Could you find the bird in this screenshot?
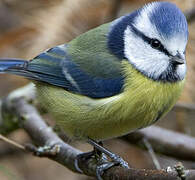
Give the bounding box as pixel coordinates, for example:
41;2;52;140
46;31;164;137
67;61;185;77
0;1;188;178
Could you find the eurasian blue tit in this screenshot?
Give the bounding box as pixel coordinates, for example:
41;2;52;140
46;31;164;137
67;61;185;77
0;1;188;176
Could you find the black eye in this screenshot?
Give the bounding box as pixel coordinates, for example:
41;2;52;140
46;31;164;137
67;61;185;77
150;39;161;49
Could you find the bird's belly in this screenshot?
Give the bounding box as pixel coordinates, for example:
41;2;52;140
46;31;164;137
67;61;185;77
35;78;184;140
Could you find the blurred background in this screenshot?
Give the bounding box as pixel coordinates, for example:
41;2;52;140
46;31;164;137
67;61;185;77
0;0;194;179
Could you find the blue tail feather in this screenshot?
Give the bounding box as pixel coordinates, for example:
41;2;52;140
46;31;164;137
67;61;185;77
0;59;26;72
0;58;69;87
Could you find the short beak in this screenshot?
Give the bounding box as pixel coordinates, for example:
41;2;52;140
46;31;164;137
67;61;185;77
170;52;185;65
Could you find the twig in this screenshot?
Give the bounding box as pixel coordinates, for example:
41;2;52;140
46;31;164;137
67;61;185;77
124;126;195;161
0;143;24;157
174;102;195;112
174;162;186;180
143;138;161;170
0;134;25;150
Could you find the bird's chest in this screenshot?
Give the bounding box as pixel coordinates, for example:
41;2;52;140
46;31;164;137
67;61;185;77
112;69;185;131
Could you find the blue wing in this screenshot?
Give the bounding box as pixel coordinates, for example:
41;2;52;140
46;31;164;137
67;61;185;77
0;44;124;98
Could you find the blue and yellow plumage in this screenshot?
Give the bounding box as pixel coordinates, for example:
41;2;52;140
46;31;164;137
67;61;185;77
0;1;188;175
36;61;184;140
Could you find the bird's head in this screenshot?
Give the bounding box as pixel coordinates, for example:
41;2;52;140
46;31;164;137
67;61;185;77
108;2;188;82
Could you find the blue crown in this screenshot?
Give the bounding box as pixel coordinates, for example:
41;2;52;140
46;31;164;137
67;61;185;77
150;2;188;39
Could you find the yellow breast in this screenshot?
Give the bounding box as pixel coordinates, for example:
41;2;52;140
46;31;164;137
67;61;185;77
35;61;185;140
110;61;185;132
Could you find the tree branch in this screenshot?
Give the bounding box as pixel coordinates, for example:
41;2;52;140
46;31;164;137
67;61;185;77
174;102;195;112
124;126;195;161
1;84;195;179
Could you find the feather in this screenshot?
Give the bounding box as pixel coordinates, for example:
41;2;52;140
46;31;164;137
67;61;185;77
0;42;124;98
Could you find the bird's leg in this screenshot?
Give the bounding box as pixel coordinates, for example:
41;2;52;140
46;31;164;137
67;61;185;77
75;138;129;180
87;138;129;180
88;138;129;169
74;141;108;174
75;141;114;180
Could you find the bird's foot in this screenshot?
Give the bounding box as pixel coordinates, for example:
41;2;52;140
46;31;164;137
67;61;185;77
75;139;129;180
108;153;129;169
75;150;115;180
74;151;95;173
87;138;129;169
96;161;116;180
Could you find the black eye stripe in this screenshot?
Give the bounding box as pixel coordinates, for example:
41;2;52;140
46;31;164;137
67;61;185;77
130;25;171;57
150;39;171;56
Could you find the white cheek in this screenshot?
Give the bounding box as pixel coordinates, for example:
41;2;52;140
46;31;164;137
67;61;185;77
124;27;169;79
177;64;186;79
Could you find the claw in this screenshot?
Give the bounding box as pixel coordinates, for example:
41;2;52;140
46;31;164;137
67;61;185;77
74;151;95;173
74;156;83;173
109;154;129;169
96;162;116;180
